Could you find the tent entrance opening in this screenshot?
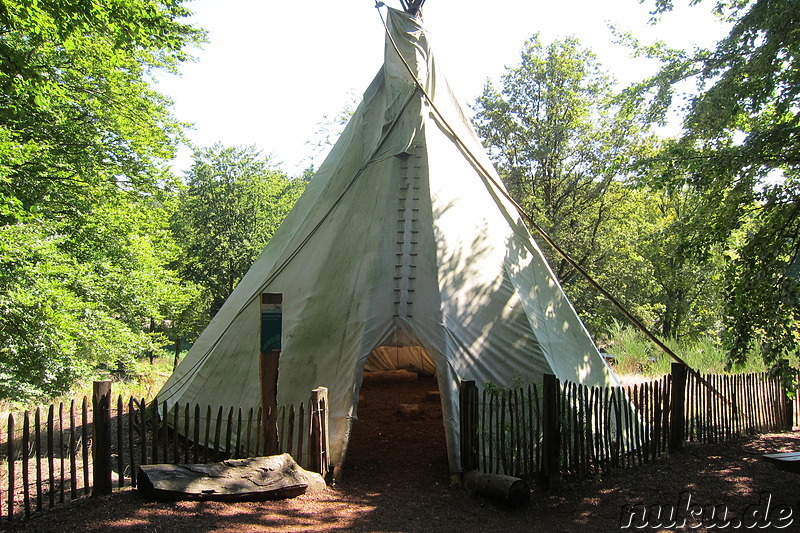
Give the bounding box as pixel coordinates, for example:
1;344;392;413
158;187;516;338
344;345;448;484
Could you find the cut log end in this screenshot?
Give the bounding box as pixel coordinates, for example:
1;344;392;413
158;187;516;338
463;470;531;506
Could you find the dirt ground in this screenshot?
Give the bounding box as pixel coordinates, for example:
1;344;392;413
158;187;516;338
5;373;800;532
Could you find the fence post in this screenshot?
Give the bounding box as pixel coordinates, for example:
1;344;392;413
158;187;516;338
541;373;560;489
309;387;329;481
92;380;112;496
459;380;478;474
777;359;794;431
669;363;687;453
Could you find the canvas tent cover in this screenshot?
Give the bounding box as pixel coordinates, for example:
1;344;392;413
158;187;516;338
158;7;620;475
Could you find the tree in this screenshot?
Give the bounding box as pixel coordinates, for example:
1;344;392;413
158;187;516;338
0;0;203;400
631;0;800;371
0;193;200;399
473;36;654;288
173;144;305;312
0;0;203;224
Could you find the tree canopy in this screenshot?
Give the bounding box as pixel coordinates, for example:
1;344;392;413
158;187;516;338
0;0;204;399
629;0;800;372
172;144;306;312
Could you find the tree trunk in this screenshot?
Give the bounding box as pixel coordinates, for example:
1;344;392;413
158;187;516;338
173;336;182;371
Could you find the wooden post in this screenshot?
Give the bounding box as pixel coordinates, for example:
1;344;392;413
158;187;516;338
92;381;112;496
460;380;478;473
779;359;794;431
8;413;15;520
541;374;560;489
669;363;687;453
259;350;280;455
309;387;329;479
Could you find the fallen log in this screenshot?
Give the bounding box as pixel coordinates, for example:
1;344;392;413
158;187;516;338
463;470;530;506
137;453;326;502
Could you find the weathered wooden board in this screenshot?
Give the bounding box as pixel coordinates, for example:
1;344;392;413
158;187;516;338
137;454;326;501
763;452;800;473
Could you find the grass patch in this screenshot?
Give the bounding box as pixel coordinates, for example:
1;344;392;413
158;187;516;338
1;349;185;414
600;323;768;377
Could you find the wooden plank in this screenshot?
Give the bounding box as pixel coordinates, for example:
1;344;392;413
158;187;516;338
541;374;560;489
499;391;507;475
118;396;125;488
246;408;254;459
81;397;89;495
139;399;147;469
286;405;295;463
193;405;200;464
59;403;65;503
35;407;42;512
8;413;15;521
69;400;77;499
93;381;112;496
225;407;234;459
161;401;169;464
129;397;137;488
487;391;494;474
309;388;329;478
254;407;262;458
669;364;687;452
296;403;305;467
213;406;223;462
236;408;243;459
687;373;695;443
481;388;488;473
278;406;286;454
625;386;635;468
575;383;583;471
204;406;212;464
763;452;800;473
528;385;536;477
184;403;190;465
47;405;55;508
592;386;601;473
602;386;610;472
518;388;527;479
653;381;662;457
23;411;30;517
172;402;179;463
612;388;622;468
641;383;650;464
151;401;159;465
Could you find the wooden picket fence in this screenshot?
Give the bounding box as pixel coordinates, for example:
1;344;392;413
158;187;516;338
0;384;329;523
460;365;797;487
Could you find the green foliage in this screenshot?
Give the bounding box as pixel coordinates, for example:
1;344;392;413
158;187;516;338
474;36;656;286
0;0;203;401
472;34;727;341
0;0;203;225
172;144;306;311
628;0;800;373
0;194;201;401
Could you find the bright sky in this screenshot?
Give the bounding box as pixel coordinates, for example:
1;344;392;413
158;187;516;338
153;0;731;177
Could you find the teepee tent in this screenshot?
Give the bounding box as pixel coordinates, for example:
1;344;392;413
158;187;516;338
157;5;620;478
